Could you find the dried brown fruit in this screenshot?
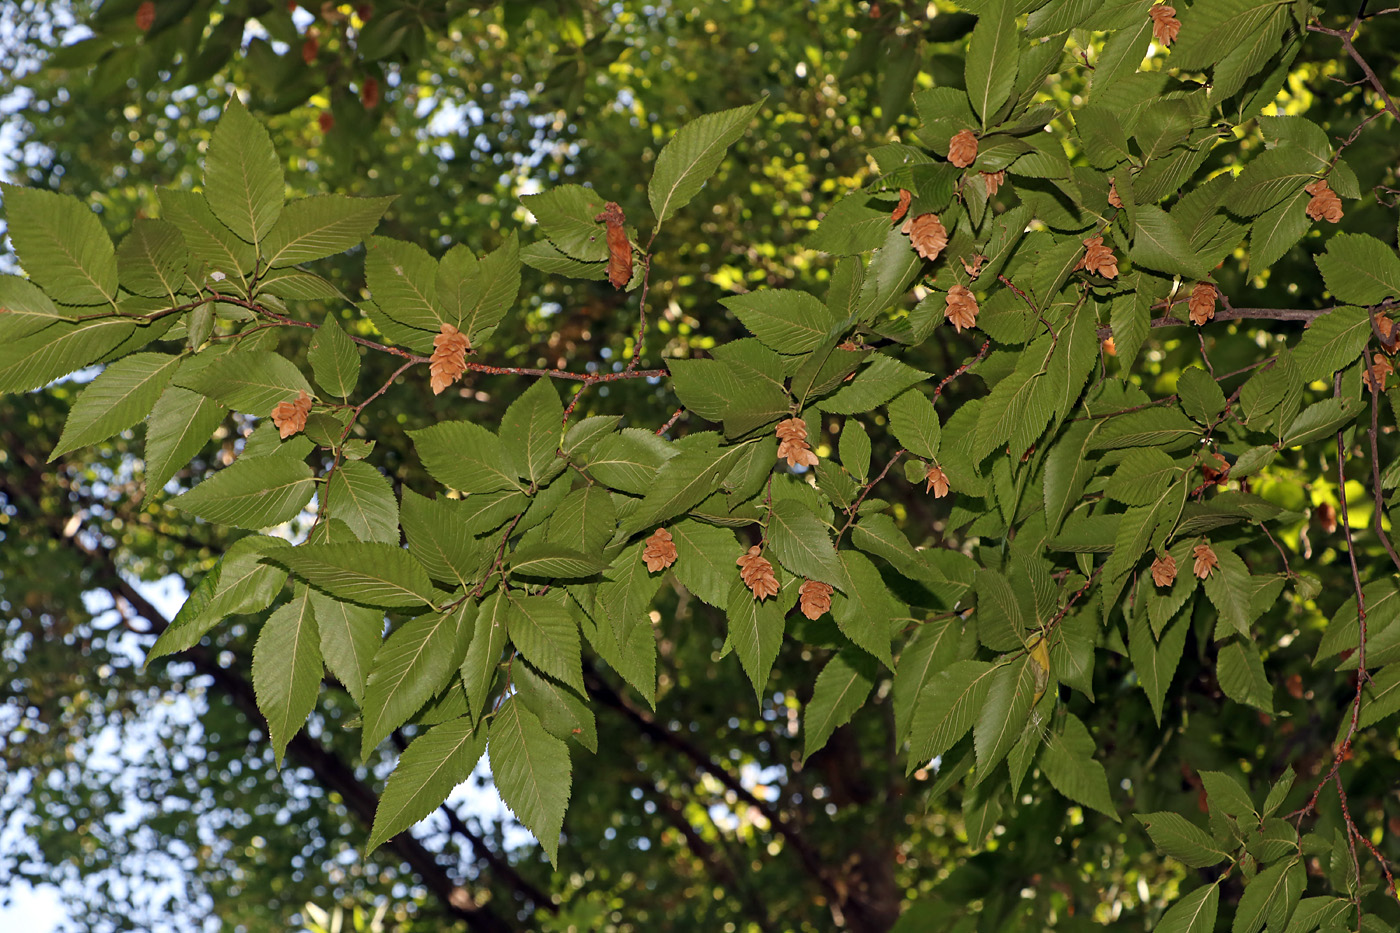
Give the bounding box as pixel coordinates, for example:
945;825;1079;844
776;417;819;469
1107;178;1123;209
891;188;912;224
430;323;471;395
642;528;678;573
361;76;380;109
593;201;632;289
924;464;950;498
945;285;979;333
136;1;156;31
1077;236;1119;279
271;390;313;440
1366;354;1393;392
1188;282;1217;326
737;546;780;601
981;170;1006;198
1316;501;1337;534
798;580;833;620
1101;336;1117;357
949;129;979;169
318;111;335;133
959;254;988;279
1150;553;1177;588
1192;543;1218;580
302;33;320;64
1305;179;1343;223
1374;311;1398;354
901;212;948;261
1149;3;1180;47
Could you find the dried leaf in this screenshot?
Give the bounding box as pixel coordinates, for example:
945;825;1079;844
1192;543;1218;580
1149;4;1180;47
1150;553;1177;588
737;546;779;601
949;130;979;169
430;323;471;395
1366;354;1393;392
594;201;632;289
798;579;833;620
1375;311;1398;355
925;464;950;498
271;390;313;440
981;171;1005;199
945;285;979;333
891;188;912;224
1077;236;1119;279
1108;178;1123;209
902;213;948;261
1188;283;1217;326
1305;179;1343;223
960;254;988;279
642;528;678;573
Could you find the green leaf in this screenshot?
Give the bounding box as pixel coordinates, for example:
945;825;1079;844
142;385;227;498
308;316;360;399
819;354;932;415
171;454;315;530
508;594;585;692
252;588;322;767
973;656;1038;779
1291;305;1372;384
157;188;254;283
669;520;740;608
271;542;439;609
488;696;571;866
965;0;1019;126
409;420;524;495
886;388;941;459
204;95;284;245
721;289;837;354
515;661;597;752
1248;186;1311;274
1177;366;1227;424
830;551;898;665
367;716;486;854
1075;104;1132;169
499;378;564;485
545;486;618;557
1218;637;1275;713
509;545;608;580
51;352;182;460
174;349;314;415
892;618;965;743
397;489;490;589
1155;883;1220;933
0;317;138;395
725;576;793;699
147;535;291;661
365;236;443;334
1040;712;1118;819
1201;769;1257;819
1357;663;1400;728
450;234;521;343
1137;811;1231;868
1227;148;1319;218
259;194;393;268
1172;0;1289;71
766;499;844;586
519;240;608;280
1131;205;1210;279
908;659;997;769
806;192;896;256
461;592;510;722
521;184;611;261
0;275;66;341
1202;548;1254;638
312;591;382;705
1128;610;1187;724
361;601;475;757
1232;859;1303;933
623;440;751;533
649;98;765;225
839;419;871;481
326;461;398;544
853;226;922;325
0;182;117;305
117;218;188;299
803;649;878;761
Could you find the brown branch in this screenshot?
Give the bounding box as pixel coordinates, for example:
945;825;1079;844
1308;20;1400;124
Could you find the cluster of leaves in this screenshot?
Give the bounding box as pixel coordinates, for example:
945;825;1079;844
7;0;1400;929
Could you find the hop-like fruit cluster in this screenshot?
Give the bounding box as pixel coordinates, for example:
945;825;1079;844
1077;236;1119;279
1149;4;1180;46
798;580;833;620
1192;543;1218;579
948;129;979;169
1188;283;1218;326
902;213;948;261
737;546;779;601
1150;553;1177;587
945;285;979;333
271;390;313;440
1305;179;1343;223
924;464;950;498
430;323;470;395
642;528;678;573
776;417;819;469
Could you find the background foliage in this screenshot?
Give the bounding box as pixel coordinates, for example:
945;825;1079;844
3;2;1400;932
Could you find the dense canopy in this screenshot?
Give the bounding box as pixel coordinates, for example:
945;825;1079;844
3;2;1400;932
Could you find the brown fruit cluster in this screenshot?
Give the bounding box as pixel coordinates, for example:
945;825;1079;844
1150;553;1177;588
1077;236;1119;279
1192;543;1218;579
737;546;779;601
981;170;1006;198
1366;354;1393;392
776;417;819;469
1304;179;1343;223
798;580;833;620
960;254;987;279
1149;4;1180;46
945;286;979;333
1188;282;1218;326
948;130;979;169
1107;178;1123;209
593;201;632;289
891;188;912;224
1374;311;1398;354
924;464;950;498
135;1;156;31
642;528;678;572
271;390;313;440
902;213;948;261
430;323;471;395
